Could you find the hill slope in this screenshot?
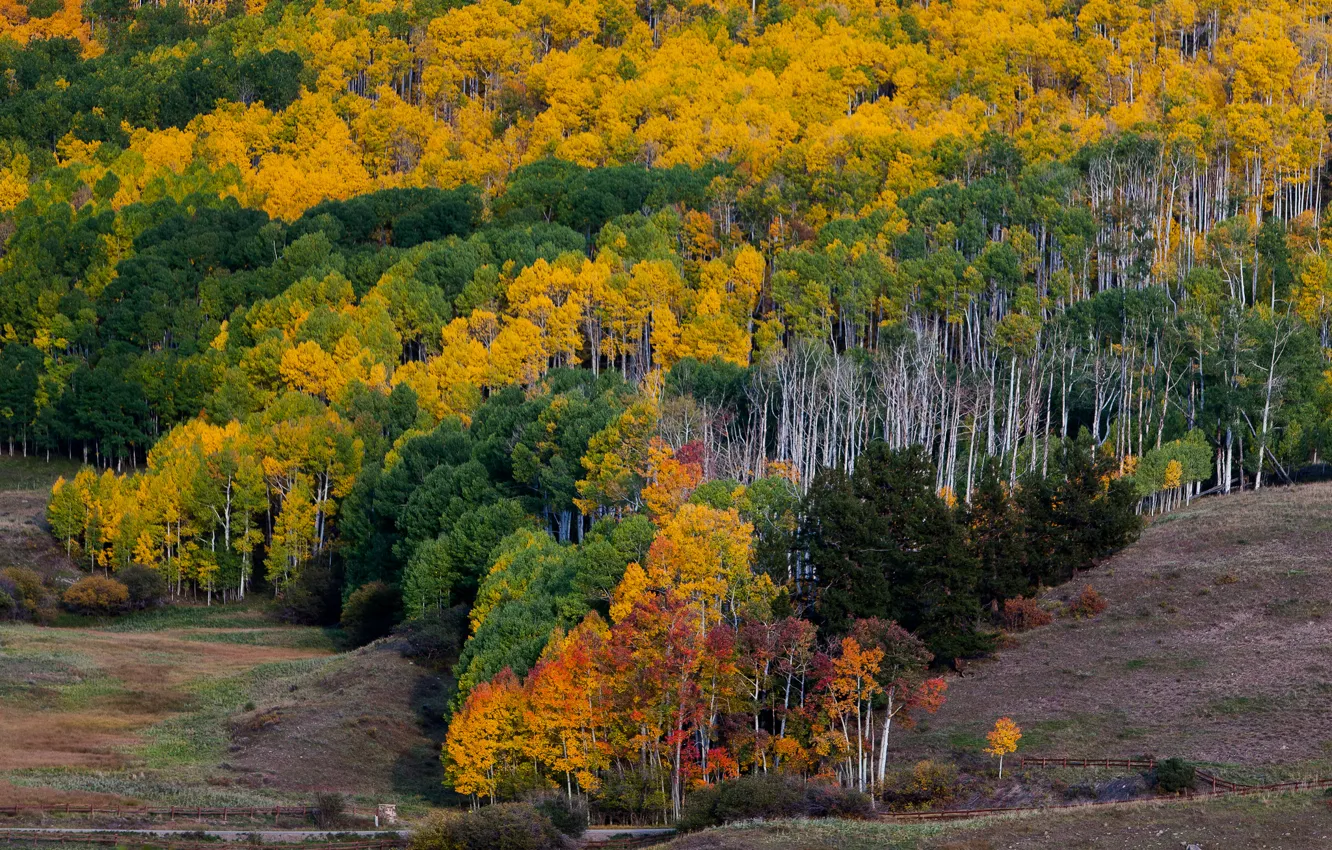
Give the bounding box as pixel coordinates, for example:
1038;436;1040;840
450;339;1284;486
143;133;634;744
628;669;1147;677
906;483;1332;774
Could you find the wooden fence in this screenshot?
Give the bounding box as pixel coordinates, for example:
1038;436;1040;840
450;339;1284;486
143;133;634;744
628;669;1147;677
1020;755;1332;794
876;755;1332;823
1018;756;1156;770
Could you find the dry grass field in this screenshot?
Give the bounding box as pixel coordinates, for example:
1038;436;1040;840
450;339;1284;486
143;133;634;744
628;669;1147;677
0;610;453;808
667;791;1332;850
902;482;1332;776
0;616;331;773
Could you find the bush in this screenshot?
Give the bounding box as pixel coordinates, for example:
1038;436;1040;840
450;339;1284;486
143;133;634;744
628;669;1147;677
679;774;804;831
409;804;566;850
1065;585;1108;619
315;792;346;828
678;774;870;832
341;581;403;646
803;782;872;819
1152;757;1195;794
118;565;167;609
0;566;55;622
391;605;469;668
529;793;587;838
881;760;959;809
1001;596;1054;632
62;575;130;615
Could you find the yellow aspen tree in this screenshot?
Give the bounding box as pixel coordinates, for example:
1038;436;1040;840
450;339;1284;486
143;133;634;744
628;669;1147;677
985;717;1022;778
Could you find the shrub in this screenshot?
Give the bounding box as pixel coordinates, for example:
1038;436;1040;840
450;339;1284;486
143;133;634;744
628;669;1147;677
1065;585;1108;619
678;774;870;832
341;581;403;646
409;804;566;850
118;565;167;609
1151;757;1195;794
0;566;55;622
315;792;346;828
803;782;872;819
679;774;804;831
391;605;469;669
881;760;959;809
1001;596;1054;632
62;575;130;615
529;793;587;838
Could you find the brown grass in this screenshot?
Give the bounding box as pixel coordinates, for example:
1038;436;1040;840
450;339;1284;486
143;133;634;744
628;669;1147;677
223;643;453;798
0;488;80;584
667;792;1332;850
0;624;329;771
920;791;1332;849
0;780;134;807
904;483;1332;770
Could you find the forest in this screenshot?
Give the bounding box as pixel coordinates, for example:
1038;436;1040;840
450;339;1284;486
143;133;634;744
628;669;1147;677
2;0;1331;823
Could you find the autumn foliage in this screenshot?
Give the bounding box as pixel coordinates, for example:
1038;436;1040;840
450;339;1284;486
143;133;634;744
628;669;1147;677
444;502;947;818
1001;597;1054;633
984;717;1022;779
62;575;130;615
1065;586;1109;620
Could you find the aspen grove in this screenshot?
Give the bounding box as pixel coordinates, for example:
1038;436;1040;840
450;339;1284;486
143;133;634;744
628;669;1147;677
3;0;1331;819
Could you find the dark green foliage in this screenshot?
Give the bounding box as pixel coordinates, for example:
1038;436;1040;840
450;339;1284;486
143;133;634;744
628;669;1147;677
118;564;167;609
23;0;61;18
451;529;597;694
800;442;989;659
966;460;1029;607
529;793;587;838
1151;758;1196;794
293;187;482;249
279;562;342;626
496;158;724;238
678;775;870;832
391;604;470;669
409;804;567;850
1018;431;1141;586
0;38;304;148
341;581;404;646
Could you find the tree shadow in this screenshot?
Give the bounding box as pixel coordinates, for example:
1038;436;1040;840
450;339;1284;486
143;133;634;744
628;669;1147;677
391;668;465;805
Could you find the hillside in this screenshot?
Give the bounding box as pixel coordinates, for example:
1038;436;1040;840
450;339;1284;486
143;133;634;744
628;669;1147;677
904;482;1332;775
0;457;82;585
0;611;454;809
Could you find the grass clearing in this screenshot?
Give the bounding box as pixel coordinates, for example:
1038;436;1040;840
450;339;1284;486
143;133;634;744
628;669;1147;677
0;456;82;492
0;615;332;776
